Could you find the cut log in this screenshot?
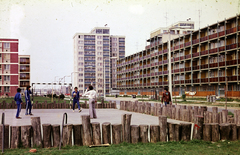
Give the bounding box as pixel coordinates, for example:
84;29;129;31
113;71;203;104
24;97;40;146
62;124;73;146
200;106;207;116
42;124;52;148
171;107;176;120
139;125;148;143
122;114;132;143
162;106;167;117
229;123;237;141
10;126;21;149
212;113;220;123
167;122;176;141
81;115;92;146
175;106;181;120
112;124;122;144
150;125;159;143
102;122;111;144
237;125;240;140
73;124;83;146
193;115;204;140
130;125;139;144
52;124;60;147
219;123;230;140
21;125;32;148
203;123;211;141
91;122;101;145
211;123;219;142
212;107;218;114
180;123;191;141
221;110;228;123
31;117;42;147
174;124;181;142
159;115;167;142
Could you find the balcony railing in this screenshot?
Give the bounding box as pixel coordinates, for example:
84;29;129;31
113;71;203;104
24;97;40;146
192;52;200;58
193;79;200;83
192;66;199;70
163;49;168;54
180;68;184;72
227;76;238;81
200;36;208;42
185;79;191;83
163;60;168;64
226;43;237;50
174;57;179;61
219;77;225;82
201;78;208;83
163;71;168;74
210;77;218;82
174;69;179;73
201;64;208;69
209;33;217;40
185;67;191;71
200;50;208;56
158;51;163;55
209;48;217;54
219;61;225;67
226;27;237;35
185;54;191;59
226;59;238;66
180;56;185;60
184;41;191;47
219;31;225;37
192;39;199;44
209;63;218;68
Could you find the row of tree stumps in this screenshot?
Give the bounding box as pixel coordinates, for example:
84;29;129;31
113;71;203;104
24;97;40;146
119;100;240;142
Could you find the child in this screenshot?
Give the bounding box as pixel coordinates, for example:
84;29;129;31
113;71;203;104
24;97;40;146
14;88;23;119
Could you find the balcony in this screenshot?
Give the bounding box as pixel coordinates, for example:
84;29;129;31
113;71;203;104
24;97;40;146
226;59;238;66
174;81;180;84
20;60;30;64
185;67;191;71
151;73;155;76
174;57;179;61
201;64;208;69
200;50;208;56
201;78;208;83
226;43;237;50
159;71;162;75
219;77;225;82
174;69;179;73
180;56;185;60
184;41;191;47
192;52;200;58
226;27;237;35
210;77;218;82
158;51;163;55
209;48;217;54
158;61;163;65
163;81;168;85
163;71;168;74
209;63;218;68
193;79;200;83
174;45;179;50
180;80;184;84
200;36;208;42
192;66;199;70
209;33;217;40
185;54;191;59
219;31;225;37
219;46;225;52
147;73;150;76
20;69;30;72
180;68;184;72
180;44;184;48
163;60;168;64
219;61;225;67
185;79;191;83
192;39;199;44
163;49;168;54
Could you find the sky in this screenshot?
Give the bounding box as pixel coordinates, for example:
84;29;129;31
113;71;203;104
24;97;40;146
0;0;238;86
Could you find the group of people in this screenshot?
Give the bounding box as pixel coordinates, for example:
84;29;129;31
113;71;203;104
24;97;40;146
14;86;33;119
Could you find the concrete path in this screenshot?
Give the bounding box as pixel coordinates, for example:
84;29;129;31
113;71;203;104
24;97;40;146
0;108;188;127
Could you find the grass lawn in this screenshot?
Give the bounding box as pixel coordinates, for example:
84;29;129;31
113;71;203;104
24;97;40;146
4;140;240;155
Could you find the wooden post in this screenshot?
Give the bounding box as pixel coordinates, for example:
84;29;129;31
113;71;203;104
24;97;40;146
162;106;167;117
150;125;159;143
112;124;122;144
21;125;32;148
182;109;190;122
167;122;176;141
158;107;162;116
212;113;220;124
175;105;181;120
219;123;230;140
102;122;111;144
200;106;207;116
159;115;167;142
52;124;60;147
91;122;101;145
193;106;199;116
42;124;52;148
222;110;228;123
73;124;83;146
212;107;218;113
130;125;139;144
193;115;204;140
81;115;92;146
120;101;124;110
237;125;240;140
180;123;191;141
171;107;176;120
211;123;219;142
10;126;21;149
229;123;237;141
31;117;42;147
203;123;212;141
139;125;148;143
62;124;73;146
174;124;181;142
122;114;132;143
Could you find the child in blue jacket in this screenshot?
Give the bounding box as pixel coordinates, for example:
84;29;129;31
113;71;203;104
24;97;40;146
14;88;23;119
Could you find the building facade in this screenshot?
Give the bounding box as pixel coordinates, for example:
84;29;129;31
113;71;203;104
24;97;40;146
19;55;30;92
73;27;125;95
0;39;19;97
117;15;240;98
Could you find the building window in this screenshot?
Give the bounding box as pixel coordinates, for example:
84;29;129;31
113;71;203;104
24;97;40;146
78;46;83;50
79;74;83;77
78;40;83;44
79;85;83;88
97;47;102;50
97;41;102;45
113;48;117;51
78;62;83;66
97;52;102;55
78;57;83;61
4;75;10;81
3;43;10;48
79;79;83;82
78;52;83;55
113;43;117;46
4;86;10;92
112;38;117;41
78;68;83;71
97;36;102;39
4;65;10;70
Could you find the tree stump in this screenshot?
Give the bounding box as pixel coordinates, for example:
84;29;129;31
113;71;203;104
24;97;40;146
204;111;209;123
73;124;83;146
167;106;172;118
150;125;159;143
159;115;167;142
31;117;42;147
200;106;207;116
91;122;101;145
175;106;181;120
62;124;73;146
203;123;212;141
52;124;60;147
139;125;148;143
211;123;219;142
219;123;230;140
21;125;32;148
180;123;191;141
158;107;162;116
174;124;181;142
112;124;122;144
193;115;204;140
162;106;167;117
229;123;237;141
10;126;21;149
130;125;139;144
120;101;124;110
182;109;190;122
42;124;52;148
122;114;132;143
237;125;240;140
221;110;228;123
193;106;199;116
212;113;220;123
167;122;176;141
171;107;176;120
81;115;92;146
212;107;218;114
236;110;240;125
102;122;111;144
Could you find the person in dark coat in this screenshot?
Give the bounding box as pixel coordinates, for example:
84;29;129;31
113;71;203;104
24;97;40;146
161;87;172;106
14;88;23;119
25;85;32;115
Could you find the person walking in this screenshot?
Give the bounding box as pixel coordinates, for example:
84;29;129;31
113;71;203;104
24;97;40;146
72;87;81;112
161;87;172;106
82;85;97;119
14;88;23;119
25;85;33;115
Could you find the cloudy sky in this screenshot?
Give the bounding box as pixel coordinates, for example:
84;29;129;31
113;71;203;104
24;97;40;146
0;0;238;85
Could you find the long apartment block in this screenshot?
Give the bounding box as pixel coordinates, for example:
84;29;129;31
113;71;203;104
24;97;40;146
19;55;30;92
73;27;125;95
117;15;240;98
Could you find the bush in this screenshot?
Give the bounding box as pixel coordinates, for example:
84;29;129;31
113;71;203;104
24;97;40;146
59;94;65;100
182;94;186;101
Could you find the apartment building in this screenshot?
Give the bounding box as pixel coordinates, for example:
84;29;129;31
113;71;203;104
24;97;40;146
19;55;30;92
117;15;240;98
73;27;125;95
0;39;19;97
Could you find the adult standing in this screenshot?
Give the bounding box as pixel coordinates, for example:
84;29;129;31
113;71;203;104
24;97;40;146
161;87;172;106
72;87;81;112
82;85;97;119
14;88;23;119
25;85;33;115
